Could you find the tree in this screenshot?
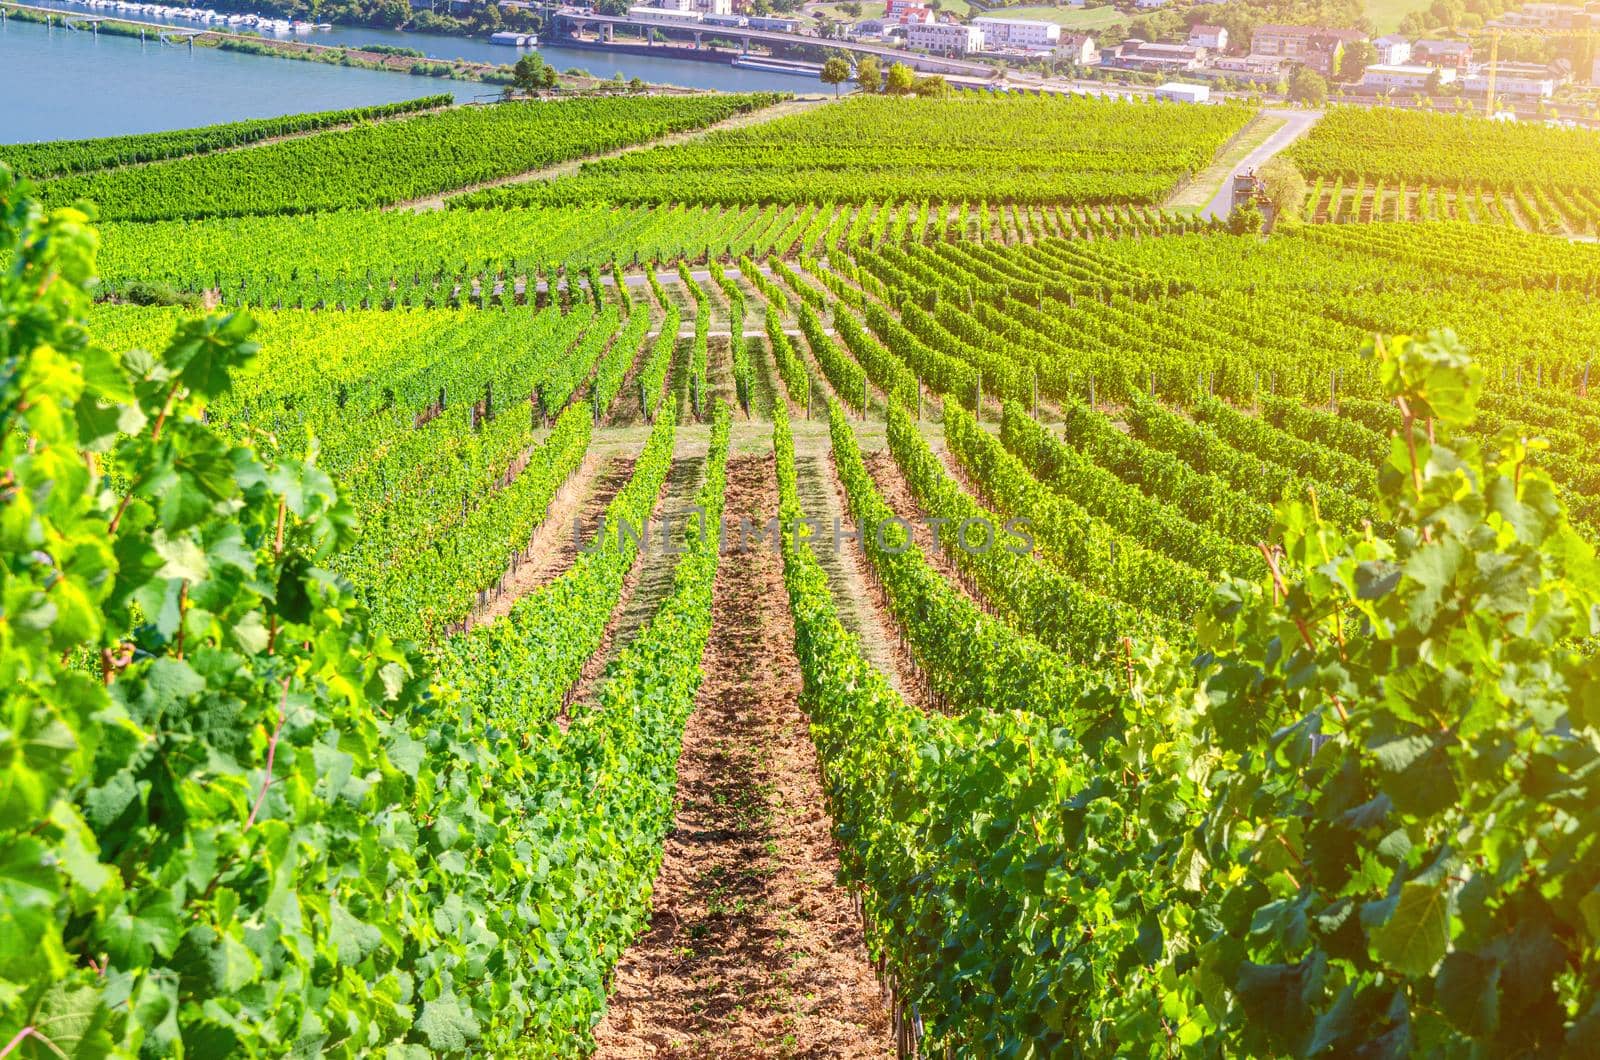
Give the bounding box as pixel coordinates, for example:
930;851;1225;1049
821;56;851;95
510;53;546;95
856;54;881;93
885;60;916;94
1257;156;1307;226
1288;65;1327;105
628;75;645;93
540;64;559;91
1425;67;1443;94
912;74;949;96
1338;39;1377;82
1226;200;1264;235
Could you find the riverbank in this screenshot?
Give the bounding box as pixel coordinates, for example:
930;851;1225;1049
1;1;709;93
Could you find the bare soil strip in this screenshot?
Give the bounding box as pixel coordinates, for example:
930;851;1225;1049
790;423;938;714
594;456;889;1059
466;453;636;630
861;449;993;618
603;330;656;429
578;454;708;693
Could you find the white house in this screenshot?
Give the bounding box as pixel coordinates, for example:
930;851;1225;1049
1156;81;1210;102
1134;0;1169;8
1464;64;1560;97
1214;54;1288;77
651;0;695;11
1187;24;1227;50
907;21;985;54
972;15;1061;50
1056;32;1097;65
1373;34;1411;64
692;0;731;14
1361;63;1455;91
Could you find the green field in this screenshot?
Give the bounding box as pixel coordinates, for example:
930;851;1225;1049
1362;0;1432;33
979;3;1125;28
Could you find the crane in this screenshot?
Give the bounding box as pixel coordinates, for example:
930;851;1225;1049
1478;24;1600;116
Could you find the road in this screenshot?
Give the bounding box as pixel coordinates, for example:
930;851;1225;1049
1202;108;1323;220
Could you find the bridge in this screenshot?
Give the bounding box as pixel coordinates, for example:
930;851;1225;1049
549;9;998;76
3;2;207;42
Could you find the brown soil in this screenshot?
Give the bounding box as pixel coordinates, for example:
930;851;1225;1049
465;454;635;630
593;455;889;1059
811;445;943;717
860;449;987;612
564;454;706;717
604;321;658;429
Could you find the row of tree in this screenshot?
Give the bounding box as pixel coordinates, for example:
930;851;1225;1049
818;56;948;97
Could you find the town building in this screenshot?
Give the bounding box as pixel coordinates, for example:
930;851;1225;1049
1056;32;1098;65
1491;2;1600;29
1213;53;1288;77
1104;38;1205;71
1250;24;1366;76
630;3;703;20
972;15;1061;50
1373;34;1411;65
1156;81;1211;102
1592;55;1600;85
1464;62;1565;97
907;21;985;54
1413;38;1473;71
1187;24;1227;50
1134;0;1169;8
692;0;732;14
1361;63;1455;91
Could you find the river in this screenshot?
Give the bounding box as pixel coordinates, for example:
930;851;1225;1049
1;1;814;143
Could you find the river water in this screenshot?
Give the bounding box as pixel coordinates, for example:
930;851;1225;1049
1;1;812;143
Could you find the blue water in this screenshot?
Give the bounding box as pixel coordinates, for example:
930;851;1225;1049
1;1;811;143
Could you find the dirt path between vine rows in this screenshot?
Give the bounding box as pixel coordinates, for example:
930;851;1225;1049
593;455;889;1059
464;453;635;630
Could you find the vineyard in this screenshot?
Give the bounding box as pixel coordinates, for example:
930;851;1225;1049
449;94;1258;208
9;92;1600;1059
1289;106;1600;236
35;94;783;220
